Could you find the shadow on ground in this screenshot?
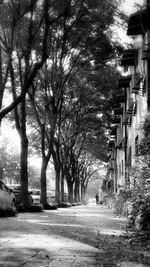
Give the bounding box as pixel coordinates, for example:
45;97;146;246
0;206;150;266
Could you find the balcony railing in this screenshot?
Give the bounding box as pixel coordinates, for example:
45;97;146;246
126;98;136;116
117;76;131;88
115;92;125;103
121;50;138;66
114;107;123;115
127;9;147;36
112;117;121;124
122;114;132;127
131;73;141;94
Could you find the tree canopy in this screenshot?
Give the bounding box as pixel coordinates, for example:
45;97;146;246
0;0;125;207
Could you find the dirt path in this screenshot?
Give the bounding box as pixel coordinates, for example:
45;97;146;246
0;202;150;266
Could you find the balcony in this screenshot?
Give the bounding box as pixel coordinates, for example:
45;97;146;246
112;117;121;124
127;116;132;126
122;114;129;125
126;98;136;115
110;126;117;136
116;141;123;150
127;9;147;36
121;50;137;66
114;107;123;116
108;140;115;151
115;92;125;103
118;76;131;88
108;167;114;171
108;161;114;171
131;73;141;94
109;140;115;147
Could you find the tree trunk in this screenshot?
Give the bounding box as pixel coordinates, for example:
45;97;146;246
74;177;80;202
0;46;3;110
20;98;30;206
81;186;84;203
40;156;48;206
52;143;61;204
67;180;74;203
61;169;65;202
55;165;61;203
78;180;81;202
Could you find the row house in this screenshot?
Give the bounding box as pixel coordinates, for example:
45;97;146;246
108;0;150;194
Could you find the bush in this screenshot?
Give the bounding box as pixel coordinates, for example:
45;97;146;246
0;207;17;217
44;203;58;210
103;193;116;209
128;193;150;231
58;202;72;208
16;204;43;212
114;187;132;217
113;180;150;232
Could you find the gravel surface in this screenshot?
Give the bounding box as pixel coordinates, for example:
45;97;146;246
0;201;150;266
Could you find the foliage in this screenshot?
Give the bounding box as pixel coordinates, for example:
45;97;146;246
112;116;150;233
113;186;132;217
28;164;41;188
101;179;108;193
16;204;43;213
76;66;120;162
0;134;20;182
103;193;116;209
113;157;150;232
0;207;16;217
0;0;126;206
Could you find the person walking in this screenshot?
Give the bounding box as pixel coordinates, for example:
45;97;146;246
95;193;99;204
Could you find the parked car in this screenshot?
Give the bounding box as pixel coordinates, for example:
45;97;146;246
47;190;55;203
28;189;41;205
6;184;33;205
0;180;16;211
47;190;68;203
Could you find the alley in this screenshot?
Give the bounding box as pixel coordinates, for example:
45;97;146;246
0;202;150;267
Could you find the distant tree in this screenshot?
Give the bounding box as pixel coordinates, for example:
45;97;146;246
0;135;20;183
28;164;41;189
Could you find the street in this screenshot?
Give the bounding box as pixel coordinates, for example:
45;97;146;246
0;201;150;267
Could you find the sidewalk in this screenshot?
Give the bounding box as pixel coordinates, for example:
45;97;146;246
0;204;150;266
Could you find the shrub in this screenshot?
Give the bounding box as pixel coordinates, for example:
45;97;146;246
128;191;150;231
114;186;132;217
0;207;16;217
16;204;43;212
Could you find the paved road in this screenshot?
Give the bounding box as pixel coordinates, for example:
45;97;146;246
0;202;150;267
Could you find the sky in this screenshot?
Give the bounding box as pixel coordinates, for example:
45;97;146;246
122;0;144;14
114;0;144;45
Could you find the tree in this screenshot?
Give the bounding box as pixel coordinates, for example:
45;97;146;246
18;0;124;205
0;0;70;207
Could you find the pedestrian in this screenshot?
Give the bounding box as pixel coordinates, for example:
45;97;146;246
95;193;99;204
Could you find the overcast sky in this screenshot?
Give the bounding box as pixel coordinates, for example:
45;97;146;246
115;0;144;45
122;0;144;14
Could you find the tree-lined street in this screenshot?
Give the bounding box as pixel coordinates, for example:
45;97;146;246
0;202;150;267
0;0;123;209
1;1;150;266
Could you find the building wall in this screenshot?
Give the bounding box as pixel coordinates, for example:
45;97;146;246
107;1;150;194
